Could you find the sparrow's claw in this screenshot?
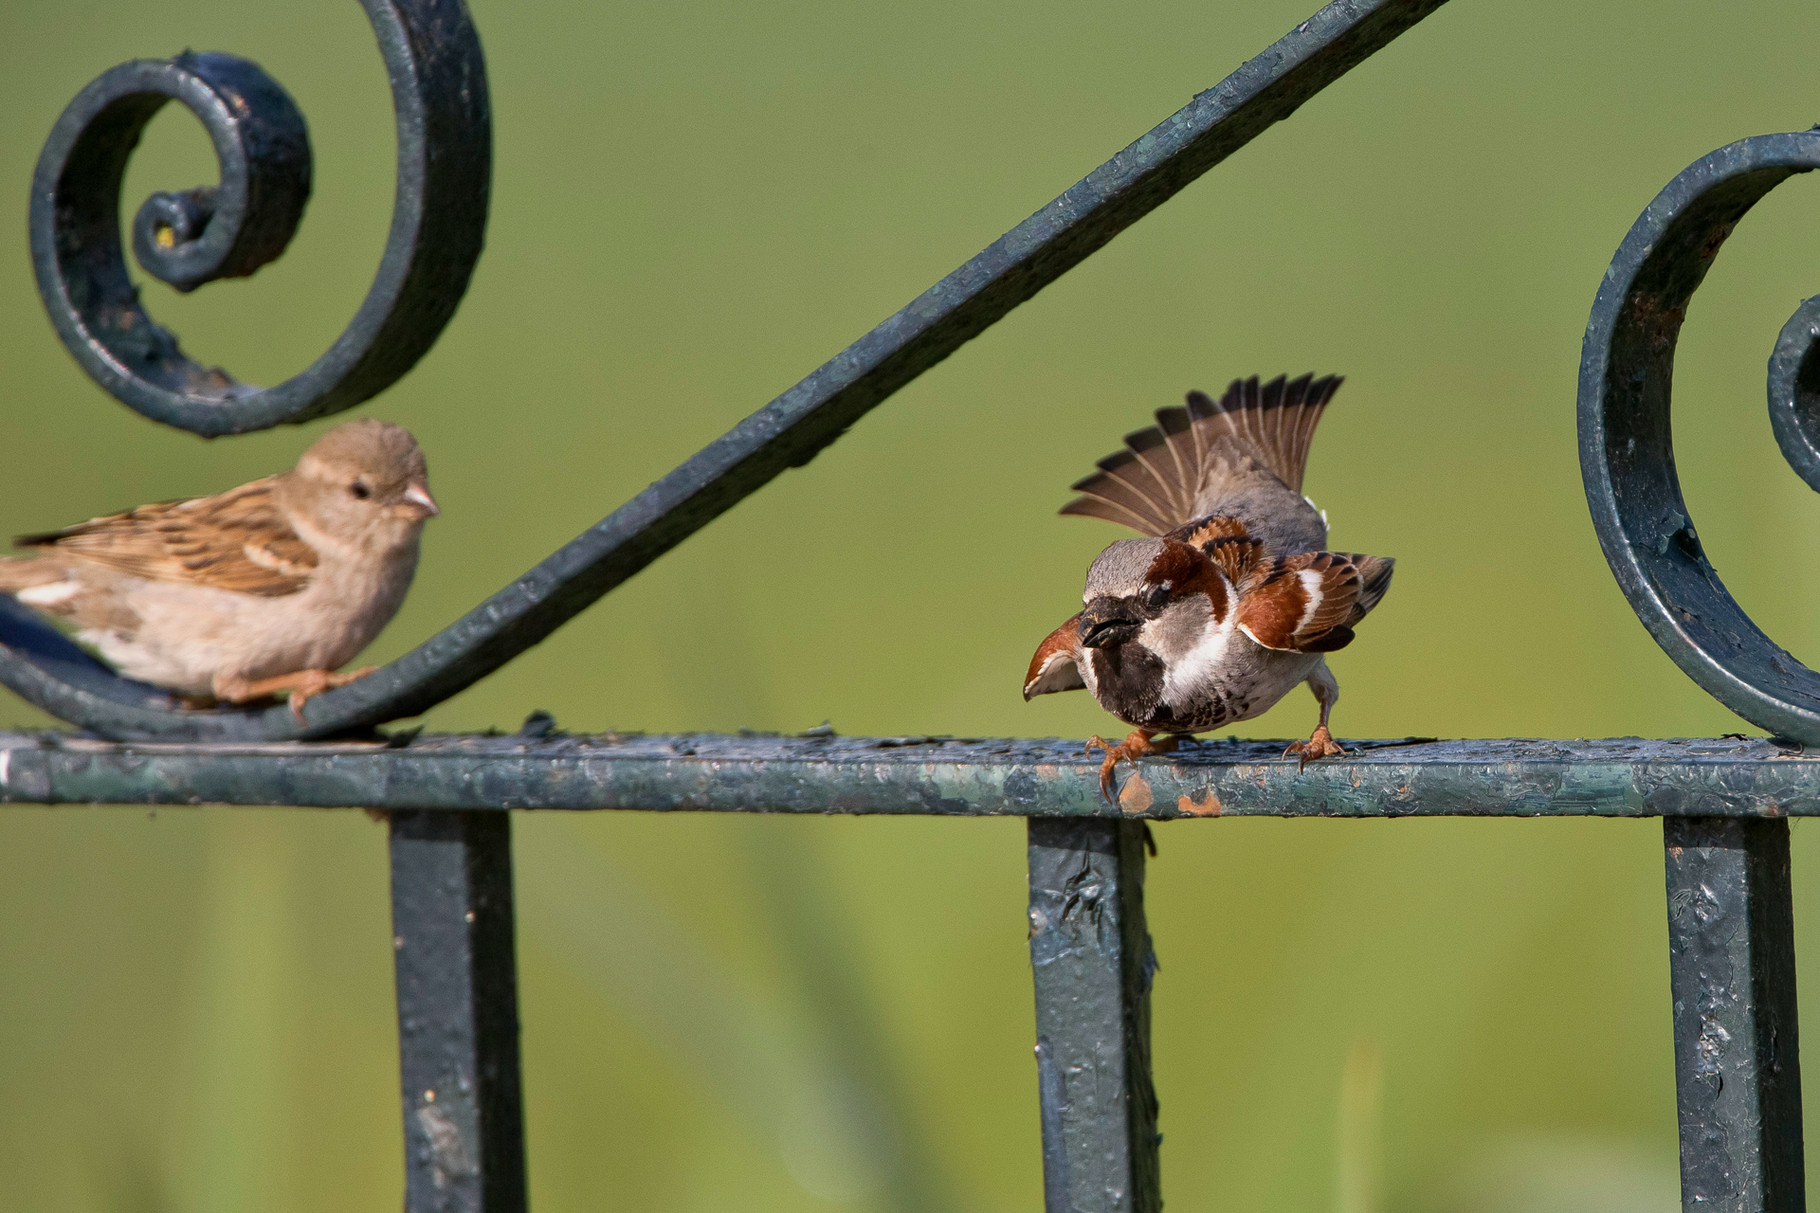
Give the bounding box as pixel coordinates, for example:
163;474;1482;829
285;665;379;720
1083;735;1118;802
1084;730;1172;805
1283;724;1348;770
213;665;380;720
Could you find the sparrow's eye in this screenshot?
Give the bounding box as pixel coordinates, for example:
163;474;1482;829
349;481;372;500
1145;582;1170;610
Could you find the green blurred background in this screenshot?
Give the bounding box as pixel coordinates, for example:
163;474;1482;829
2;0;1819;1208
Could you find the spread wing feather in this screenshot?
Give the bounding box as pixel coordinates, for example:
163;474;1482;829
15;478;317;597
1060;373;1343;535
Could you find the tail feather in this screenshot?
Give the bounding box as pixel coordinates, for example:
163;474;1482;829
1186;372;1341;494
1061;373;1343;535
1352;554;1394;620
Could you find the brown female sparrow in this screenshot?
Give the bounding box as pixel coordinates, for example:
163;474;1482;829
1024;374;1393;798
0;418;438;716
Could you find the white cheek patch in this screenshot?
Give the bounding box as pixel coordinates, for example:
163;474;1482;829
1138;607;1186;664
16;582;80;608
1160;615;1236;705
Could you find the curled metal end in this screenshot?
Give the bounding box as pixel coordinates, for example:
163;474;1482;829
1579;129;1820;744
124;52;310;293
1767;295;1820;494
29;51;309;419
27;0;489;439
0;0;491;742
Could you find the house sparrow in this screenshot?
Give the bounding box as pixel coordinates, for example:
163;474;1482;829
0;418;438;716
1024;374;1393;798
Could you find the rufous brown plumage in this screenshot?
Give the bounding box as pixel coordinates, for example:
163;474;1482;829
1024;373;1394;799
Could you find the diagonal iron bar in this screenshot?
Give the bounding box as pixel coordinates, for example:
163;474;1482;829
270;0;1452;740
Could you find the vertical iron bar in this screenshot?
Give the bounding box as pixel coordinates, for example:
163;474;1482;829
1664;816;1804;1213
389;810;528;1213
1026;818;1161;1213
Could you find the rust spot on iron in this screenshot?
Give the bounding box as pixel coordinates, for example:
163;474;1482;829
1118;771;1153;814
1177;790;1221;816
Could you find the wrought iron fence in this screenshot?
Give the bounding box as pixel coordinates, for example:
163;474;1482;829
1;0;1815;1209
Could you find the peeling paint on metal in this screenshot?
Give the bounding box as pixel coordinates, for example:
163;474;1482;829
1117;773;1154;815
1177;791;1221;816
416;1103;473;1187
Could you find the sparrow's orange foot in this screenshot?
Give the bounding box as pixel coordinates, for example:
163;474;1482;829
283;666;379;720
1283;724;1347;769
214;666;380;720
1084;730;1174;804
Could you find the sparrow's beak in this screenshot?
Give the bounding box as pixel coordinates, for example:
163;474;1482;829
1079;596;1142;649
400;482;440;519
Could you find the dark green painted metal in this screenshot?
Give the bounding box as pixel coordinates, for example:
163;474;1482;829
0;0;1451;745
1580;131;1820;744
390;811;527;1213
2;732;1815;818
26;0;489;435
1028;819;1160;1213
6;0;1814;1202
1664;818;1805;1212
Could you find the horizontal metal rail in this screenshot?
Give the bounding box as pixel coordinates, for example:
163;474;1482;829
0;731;1810;818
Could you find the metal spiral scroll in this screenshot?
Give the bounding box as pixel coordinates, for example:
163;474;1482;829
30;0;488;435
1580;130;1820;744
0;0;489;740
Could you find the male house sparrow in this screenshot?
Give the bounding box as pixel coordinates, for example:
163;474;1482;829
0;418;438;715
1024;374;1393;796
